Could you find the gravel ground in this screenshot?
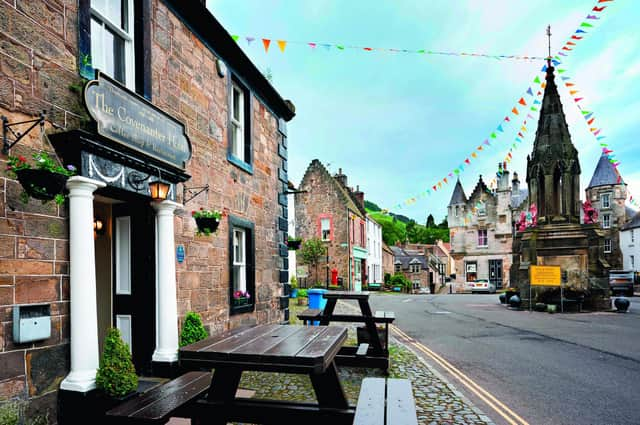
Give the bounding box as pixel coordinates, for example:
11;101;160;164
232;298;494;425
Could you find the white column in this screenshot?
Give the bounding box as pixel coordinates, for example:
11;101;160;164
60;176;106;392
152;200;181;363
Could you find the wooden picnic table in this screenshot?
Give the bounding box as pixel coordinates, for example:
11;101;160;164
178;324;355;425
299;291;394;372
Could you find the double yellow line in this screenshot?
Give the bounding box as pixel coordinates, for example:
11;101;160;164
391;325;529;425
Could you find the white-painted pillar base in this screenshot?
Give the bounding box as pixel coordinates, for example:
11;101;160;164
151;200;181;363
60;176;106;392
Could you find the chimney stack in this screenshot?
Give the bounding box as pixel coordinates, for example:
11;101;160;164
334;167;348;187
353;184;365;209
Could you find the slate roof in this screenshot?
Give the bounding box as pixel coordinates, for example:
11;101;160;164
510;188;529;209
390;246;427;270
448;179;467;206
621;211;640;231
587;153;623;189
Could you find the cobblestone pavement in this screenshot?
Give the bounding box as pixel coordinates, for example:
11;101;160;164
233;299;494;425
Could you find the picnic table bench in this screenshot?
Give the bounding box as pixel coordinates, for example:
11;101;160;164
298;291;395;372
106;371;211;424
353;377;418;425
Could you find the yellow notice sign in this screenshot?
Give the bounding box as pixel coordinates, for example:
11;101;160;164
530;265;561;286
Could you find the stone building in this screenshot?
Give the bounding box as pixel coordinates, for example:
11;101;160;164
366;216;383;285
584;153;630;269
511;60;609;310
447;163;528;290
382;242;394;279
620;212;640;272
391;243;447;292
0;1;294;421
295;162;368;290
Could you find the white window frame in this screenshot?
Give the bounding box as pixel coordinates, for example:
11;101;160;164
602;214;611;229
630;255;635;269
230;82;245;160
601;193;611;209
321;218;331;241
90;0;135;89
604;238;612;253
233;228;246;292
410;264;420;273
477;229;488;247
394;263;401;273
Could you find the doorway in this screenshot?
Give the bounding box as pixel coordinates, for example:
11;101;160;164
489;259;503;289
95;197;156;375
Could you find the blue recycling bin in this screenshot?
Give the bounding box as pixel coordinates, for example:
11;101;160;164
307;289;327;325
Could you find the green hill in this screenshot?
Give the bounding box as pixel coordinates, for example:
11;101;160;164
367;209;449;246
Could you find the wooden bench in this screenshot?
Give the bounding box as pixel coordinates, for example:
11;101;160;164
106;371;211;424
297;308;323;325
353;378;418;425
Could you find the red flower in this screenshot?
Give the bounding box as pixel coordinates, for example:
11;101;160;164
191;211;196;216
18;156;26;162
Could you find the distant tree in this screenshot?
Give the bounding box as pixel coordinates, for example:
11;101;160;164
426;214;436;228
299;238;327;283
438;217;448;229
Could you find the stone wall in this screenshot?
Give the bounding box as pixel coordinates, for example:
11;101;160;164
151;0;284;332
585;183;627;269
0;1;81;420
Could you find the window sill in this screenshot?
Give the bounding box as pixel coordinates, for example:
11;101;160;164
227;153;254;174
230;303;255;315
477;245;488;249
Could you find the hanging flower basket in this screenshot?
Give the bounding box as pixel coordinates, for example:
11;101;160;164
287;238;302;250
7;152;76;205
16;169;68;201
192;208;222;236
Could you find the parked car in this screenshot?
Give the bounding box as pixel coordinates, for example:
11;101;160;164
470;279;496;294
609;270;634;297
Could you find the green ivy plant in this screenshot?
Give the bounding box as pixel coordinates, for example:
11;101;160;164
179;311;208;347
96;328;138;398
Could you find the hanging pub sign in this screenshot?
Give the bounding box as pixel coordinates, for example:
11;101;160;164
84;71;192;169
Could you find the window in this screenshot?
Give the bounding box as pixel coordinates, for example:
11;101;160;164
631;255;635;269
477;229;488;247
410;264;420;273
228;78;252;171
455;206;459;217
90;0;135;88
602;214;611;229
394;263;401;273
321;218;331;241
360;222;365;246
229;216;255;314
465;262;477;282
601;193;611;209
604;238;612;253
632;230;635;244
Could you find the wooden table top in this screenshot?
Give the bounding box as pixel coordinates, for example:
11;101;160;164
179;324;347;372
323;291;370;299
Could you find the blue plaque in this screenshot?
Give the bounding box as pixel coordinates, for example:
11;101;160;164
176;245;185;263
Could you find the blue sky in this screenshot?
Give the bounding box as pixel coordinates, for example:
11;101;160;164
207;0;640;223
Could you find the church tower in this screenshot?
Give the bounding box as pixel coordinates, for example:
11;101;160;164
526;60;581;222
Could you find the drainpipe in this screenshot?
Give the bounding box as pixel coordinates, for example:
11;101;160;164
347;207;351;290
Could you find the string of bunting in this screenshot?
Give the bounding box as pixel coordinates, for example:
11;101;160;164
230;34;545;60
381;0;614;214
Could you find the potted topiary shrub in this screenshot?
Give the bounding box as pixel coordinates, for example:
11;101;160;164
179;311;209;347
297;288;308;305
95;328;138;415
290;276;298;298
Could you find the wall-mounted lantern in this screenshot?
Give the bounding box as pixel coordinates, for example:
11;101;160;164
149;180;170;201
93;217;105;235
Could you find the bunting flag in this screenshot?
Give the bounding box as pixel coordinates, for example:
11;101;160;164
277;40;287;52
527;87;534;96
518;98;527;106
262;38;271;52
246;36;255;45
512;107;519;115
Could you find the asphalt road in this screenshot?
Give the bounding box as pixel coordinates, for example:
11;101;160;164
368;293;640;425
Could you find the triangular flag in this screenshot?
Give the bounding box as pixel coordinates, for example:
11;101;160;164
581;110;592;115
558;69;566;73
417;49;426;54
465;159;471;164
534;99;541;105
552;60;561;66
527;113;534;119
308;42;317;49
516;138;523;142
587;14;600;20
541;64;548;72
541;82;547;89
432;185;437;191
534;76;541;84
363;47;373;51
521;126;527;132
576;29;587;33
519;98;527;106
512;107;519;115
246;36;255;45
590;127;597;132
321;44;331;51
594;129;602;136
570;90;579;95
527;87;534;96
518;132;524;138
477;146;483;151
580;22;594;28
483;140;490;146
574;97;583;102
566;41;576;46
471;152;477;158
443;177;448;184
537;90;542;95
504;116;511;122
454;169;460;174
497;125;504;132
562;47;572;51
231;35;240;42
597;136;606;141
262;39;271;52
491;132;497;139
561;76;570;81
336;45;345;50
530;107;538;112
277;40;287;53
584;112;593;119
565;82;575;87
587;118;595;125
558;52;568;56
438;181;442;188
571;35;583;40
593;6;607;11
448;173;454;177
